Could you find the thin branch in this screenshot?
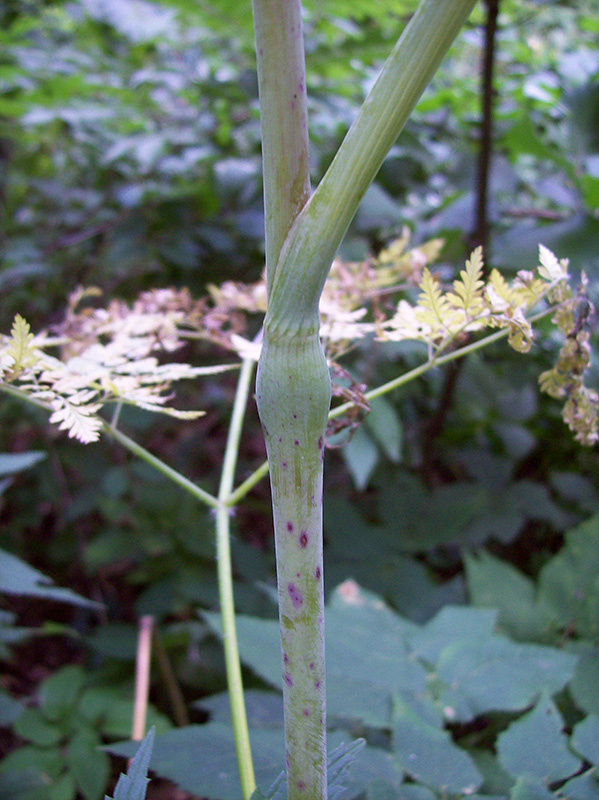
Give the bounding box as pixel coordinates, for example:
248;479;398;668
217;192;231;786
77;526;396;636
216;355;257;800
132;615;154;742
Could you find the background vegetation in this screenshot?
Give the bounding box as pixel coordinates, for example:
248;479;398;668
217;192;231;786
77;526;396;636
1;1;598;799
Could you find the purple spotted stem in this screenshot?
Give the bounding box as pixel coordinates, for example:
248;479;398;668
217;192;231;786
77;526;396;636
252;1;477;798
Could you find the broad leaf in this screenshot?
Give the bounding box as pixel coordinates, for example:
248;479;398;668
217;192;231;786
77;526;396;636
0;549;101;609
436;638;577;722
392;699;482;794
497;694;581;784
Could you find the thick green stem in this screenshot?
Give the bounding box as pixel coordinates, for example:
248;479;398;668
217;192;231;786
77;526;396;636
252;0;311;292
252;3;329;798
267;0;478;334
256;333;330;800
252;2;476;798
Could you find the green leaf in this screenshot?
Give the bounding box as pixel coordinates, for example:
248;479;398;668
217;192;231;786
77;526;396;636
14;708;62;747
0;451;46;477
571;715;599;765
436;638;577;722
464;551;554;641
208;586;425;728
560;770;599;800
365;397;402;463
66;727;110;800
0;768;47;800
497;694;582;784
0;549;101;610
48;772;77;800
107;723;284;800
568;642;599;715
409;605;497;664
537;513;599;639
0;689;24;727
509;778;555;800
106;727;155;800
392;698;482;794
39;665;87;723
342;425;380;490
0;744;65;782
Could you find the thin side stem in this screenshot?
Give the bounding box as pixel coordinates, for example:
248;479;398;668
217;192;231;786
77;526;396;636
232;306;557;504
102;422;219;510
153;629;189;727
132;615;154;741
217;356;257;800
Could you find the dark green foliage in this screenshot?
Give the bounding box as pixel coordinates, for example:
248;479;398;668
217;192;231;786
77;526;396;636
1;1;599;798
0;666;170;800
110;586;593;799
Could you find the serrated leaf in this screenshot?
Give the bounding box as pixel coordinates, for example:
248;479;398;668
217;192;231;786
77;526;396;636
5;314;39;375
106;727;155;800
49;397;103;443
464;551;555;641
538;244;568;283
392;700;482;794
436;637;577;721
447;246;485;315
537;513;599;639
497;694;581;784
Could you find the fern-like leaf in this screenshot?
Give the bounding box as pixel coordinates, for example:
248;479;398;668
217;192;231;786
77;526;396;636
49;396;103;443
447;246;485;317
4;315;39;378
538;244;569;283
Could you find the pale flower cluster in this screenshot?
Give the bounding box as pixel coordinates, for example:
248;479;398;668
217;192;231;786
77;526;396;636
0;239;595;445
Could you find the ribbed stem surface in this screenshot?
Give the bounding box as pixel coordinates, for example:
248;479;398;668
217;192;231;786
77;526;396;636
256;331;330;800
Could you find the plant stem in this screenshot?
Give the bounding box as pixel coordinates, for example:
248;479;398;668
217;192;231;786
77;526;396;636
252;3;329;798
252;0;311;293
266;0;478;335
102;422;219;510
216;355;258;800
132;615;154;741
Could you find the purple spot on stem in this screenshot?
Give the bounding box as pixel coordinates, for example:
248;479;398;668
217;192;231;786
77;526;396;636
278;437;283;443
315;566;321;580
299;531;308;548
294;440;300;446
318;436;323;449
287;521;294;532
303;708;310;717
297;781;306;792
315;680;321;689
281;460;288;469
283;652;289;665
284;672;294;687
309;662;315;670
293;414;297;419
288;582;303;609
